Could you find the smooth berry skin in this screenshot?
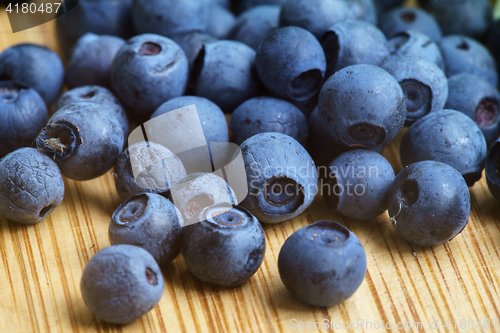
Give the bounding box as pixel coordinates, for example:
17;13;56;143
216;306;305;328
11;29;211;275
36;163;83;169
348;0;377;25
445;74;500;145
132;0;208;38
182;204;266;287
113;141;187;201
0;148;64;225
278;221;367;307
240;133;318;224
323;150;395;220
150;96;229;145
322;20;389;79
383;56;448;126
229;5;281;50
208;0;230;8
66;33;125;90
192;41;260;112
230;96;308;146
387;161;471;247
0;81;48;157
80;245;164;325
318;64;406;150
55;85;129;137
439;35;498;87
111;34;189;119
238;0;286;14
485;139;500;202
379;7;442;43
109;193;184;267
56;0;134;57
424;0;493;39
206;5;236;40
279;0;355;40
35;103;124;181
400;110;487;187
256;26;326;103
0;44;64;106
387;30;445;71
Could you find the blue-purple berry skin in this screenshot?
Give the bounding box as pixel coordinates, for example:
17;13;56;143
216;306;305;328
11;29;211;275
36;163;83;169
0;148;64;225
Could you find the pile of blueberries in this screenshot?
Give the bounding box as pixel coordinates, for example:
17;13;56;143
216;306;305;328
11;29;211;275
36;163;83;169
1;0;500;324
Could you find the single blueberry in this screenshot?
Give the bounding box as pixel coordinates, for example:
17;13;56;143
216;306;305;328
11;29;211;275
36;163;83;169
182;203;266;287
230;96;308;146
113;141;187;201
387;161;471;246
191;40;260;112
229;5;281;50
66;33;125;90
400;109;487;186
445;74;500;145
240;133;318;224
322;20;389;79
379;7;442;43
206;4;236;40
109;193;184;267
383;55;448;126
35;103;124;181
318;64;406;150
322;150;395;220
438;35;498;87
0;148;64;224
256;26;326;103
278;220;367;307
0;81;48;157
485;139;500;202
0;44;64;105
80;244;164;324
55;85;129;137
111;34;189;119
279;0;356;40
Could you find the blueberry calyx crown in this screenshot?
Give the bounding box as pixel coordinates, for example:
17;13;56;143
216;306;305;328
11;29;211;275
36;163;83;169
344;122;386;147
305;221;350;247
212;210;245;227
35;121;82;162
138;42;162;56
476;98;499;127
145;267;158;285
0;85;20;103
119;198;147;224
400;79;432;120
264;177;300;206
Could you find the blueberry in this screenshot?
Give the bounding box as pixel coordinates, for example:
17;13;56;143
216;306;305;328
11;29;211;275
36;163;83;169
170;32;217;72
132;0;208;37
438;35;498;87
182;203;266;287
347;0;378;25
379;7;442;42
113;141;187;201
35;103;124;181
424;0;493;39
230;96;308;146
55;85;129;137
0;81;48;157
80;244;164;324
237;0;286;14
383;56;448;126
229;5;281;50
387;30;445;71
240;133;318;224
400;109;487;186
109;193;184;266
322;20;389;79
0;44;64;105
256;26;326;103
485;139;500;201
111;34;189;119
66;33;125;90
191;40;260;112
0;148;64;224
206;5;236;39
387;161;470;246
279;0;355;40
56;0;134;57
278;220;367;307
318;64;406;150
169;173;238;223
150;96;229;145
322;150;395;220
445;74;500;145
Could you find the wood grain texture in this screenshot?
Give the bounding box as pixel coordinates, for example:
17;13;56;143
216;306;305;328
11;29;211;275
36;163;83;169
1;1;500;332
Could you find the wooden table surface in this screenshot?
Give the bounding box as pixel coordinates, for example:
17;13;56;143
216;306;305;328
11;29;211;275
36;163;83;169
1;1;500;332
